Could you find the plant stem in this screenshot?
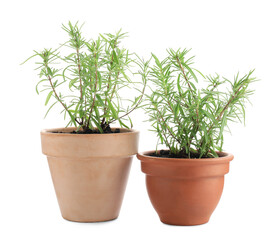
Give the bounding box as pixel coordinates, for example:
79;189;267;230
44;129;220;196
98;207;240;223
109;78;146;123
76;48;83;101
155;114;172;151
76;47;84;124
200;83;244;149
109;72;120;101
101;53;115;125
176;57;194;94
44;63;71;118
186;83;219;151
86;59;98;128
153;104;181;144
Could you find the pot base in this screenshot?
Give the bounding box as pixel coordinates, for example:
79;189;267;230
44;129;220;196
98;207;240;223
62;216;118;223
160;217;209;226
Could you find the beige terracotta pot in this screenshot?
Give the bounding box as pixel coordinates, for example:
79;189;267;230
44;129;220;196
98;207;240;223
137;150;233;226
41;127;139;222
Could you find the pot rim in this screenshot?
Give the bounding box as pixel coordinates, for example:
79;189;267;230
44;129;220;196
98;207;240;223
137;150;234;164
41;127;139;137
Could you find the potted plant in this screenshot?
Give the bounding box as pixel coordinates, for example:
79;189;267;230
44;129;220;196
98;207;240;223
23;22;148;222
137;48;256;225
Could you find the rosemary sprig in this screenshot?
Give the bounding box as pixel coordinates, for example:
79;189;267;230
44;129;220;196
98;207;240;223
22;22;146;133
143;48;256;158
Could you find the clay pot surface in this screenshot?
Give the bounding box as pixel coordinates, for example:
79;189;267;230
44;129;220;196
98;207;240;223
137;150;233;226
41;127;139;222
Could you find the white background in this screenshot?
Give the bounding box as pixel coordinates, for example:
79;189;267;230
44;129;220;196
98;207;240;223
1;0;275;239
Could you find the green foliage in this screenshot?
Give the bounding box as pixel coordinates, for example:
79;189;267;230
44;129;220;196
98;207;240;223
22;22;148;132
143;48;256;158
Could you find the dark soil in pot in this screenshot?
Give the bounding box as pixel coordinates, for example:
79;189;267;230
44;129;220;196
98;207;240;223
149;149;210;159
52;128;121;134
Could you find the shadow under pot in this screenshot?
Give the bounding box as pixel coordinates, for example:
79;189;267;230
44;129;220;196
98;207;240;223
137;150;233;226
41;127;139;222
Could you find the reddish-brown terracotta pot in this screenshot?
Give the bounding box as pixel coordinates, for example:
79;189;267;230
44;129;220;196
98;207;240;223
41;127;139;222
137;151;233;226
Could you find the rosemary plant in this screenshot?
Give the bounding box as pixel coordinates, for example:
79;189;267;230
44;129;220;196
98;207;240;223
23;22;148;133
144;48;256;158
